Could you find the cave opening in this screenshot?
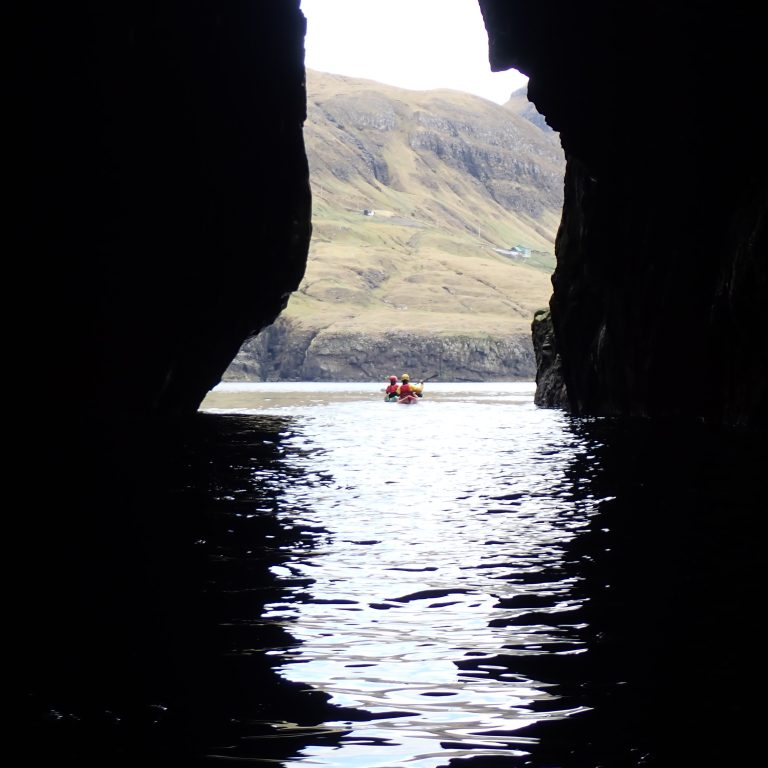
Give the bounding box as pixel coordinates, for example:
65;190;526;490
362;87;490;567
218;0;562;386
17;2;766;766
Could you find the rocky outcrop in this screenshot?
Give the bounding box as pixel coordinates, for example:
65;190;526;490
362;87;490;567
226;319;535;382
14;1;765;436
531;308;567;408
504;86;553;134
14;4;768;764
306;70;564;221
13;1;312;424
479;0;768;427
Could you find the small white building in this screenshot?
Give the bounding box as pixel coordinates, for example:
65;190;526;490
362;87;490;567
493;245;531;259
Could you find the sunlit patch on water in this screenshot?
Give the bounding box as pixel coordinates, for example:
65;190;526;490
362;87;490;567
192;381;764;767
23;381;762;767
200;382;604;766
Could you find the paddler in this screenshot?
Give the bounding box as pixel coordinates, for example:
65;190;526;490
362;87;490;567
383;375;399;401
397;373;424;399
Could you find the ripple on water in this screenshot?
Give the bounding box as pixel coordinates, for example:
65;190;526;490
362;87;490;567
199;384;599;766
196;383;763;767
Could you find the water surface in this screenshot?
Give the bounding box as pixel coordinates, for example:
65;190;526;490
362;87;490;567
25;383;760;767
191;382;762;767
201;382;595;765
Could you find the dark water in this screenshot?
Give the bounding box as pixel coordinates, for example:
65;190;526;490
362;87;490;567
21;384;764;767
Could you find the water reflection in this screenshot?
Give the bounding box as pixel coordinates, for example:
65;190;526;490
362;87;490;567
199;384;600;766
21;411;349;766
22;384;763;767
201;384;763;767
525;418;764;767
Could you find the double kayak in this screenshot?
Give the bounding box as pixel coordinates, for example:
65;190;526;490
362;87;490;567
384;376;431;404
384;393;422;405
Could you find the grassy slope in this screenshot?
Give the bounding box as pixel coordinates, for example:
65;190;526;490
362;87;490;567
282;71;564;339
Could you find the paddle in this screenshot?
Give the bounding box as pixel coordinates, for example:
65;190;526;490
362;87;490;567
411;372;438;398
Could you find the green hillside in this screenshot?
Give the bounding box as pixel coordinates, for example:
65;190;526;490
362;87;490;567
287;71;565;339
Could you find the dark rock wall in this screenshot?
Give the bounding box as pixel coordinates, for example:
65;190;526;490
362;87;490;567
480;0;768;428
12;2;766;431
531;308;568;409
13;7;312;759
13;1;311;426
12;3;766;762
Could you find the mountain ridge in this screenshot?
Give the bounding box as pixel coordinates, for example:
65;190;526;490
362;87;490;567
225;69;565;381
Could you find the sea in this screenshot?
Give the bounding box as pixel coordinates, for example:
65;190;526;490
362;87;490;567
23;381;763;767
187;382;762;767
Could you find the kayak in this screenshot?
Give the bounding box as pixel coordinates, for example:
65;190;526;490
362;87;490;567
397;394;420;405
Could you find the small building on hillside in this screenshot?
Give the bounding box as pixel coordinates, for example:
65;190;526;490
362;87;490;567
493;244;532;259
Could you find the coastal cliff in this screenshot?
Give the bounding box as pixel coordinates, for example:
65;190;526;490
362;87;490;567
226;318;534;381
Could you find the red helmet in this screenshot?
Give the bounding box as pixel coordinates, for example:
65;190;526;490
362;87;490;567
389;375;397;382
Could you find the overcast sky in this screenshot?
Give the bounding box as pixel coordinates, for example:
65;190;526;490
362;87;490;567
299;0;528;105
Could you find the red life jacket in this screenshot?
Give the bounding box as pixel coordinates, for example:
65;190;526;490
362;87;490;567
399;382;414;397
385;383;399;394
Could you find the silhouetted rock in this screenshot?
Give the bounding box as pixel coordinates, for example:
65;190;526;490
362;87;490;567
531;308;568;408
479;0;768;426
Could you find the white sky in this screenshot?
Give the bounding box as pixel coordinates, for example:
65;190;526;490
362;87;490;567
300;0;528;105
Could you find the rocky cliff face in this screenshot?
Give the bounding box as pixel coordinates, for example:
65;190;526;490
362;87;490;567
13;1;311;423
14;3;768;764
479;0;767;427
530;308;567;408
225;319;534;382
306;70;564;224
15;1;765;434
222;70;561;382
